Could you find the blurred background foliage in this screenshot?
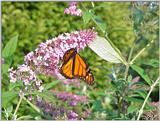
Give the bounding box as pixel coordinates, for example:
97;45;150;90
2;1;159;120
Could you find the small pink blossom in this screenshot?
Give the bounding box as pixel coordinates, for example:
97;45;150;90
28;95;33;101
8;64;43;92
64;2;82;16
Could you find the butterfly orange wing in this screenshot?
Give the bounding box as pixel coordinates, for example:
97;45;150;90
60;58;74;79
74;54;94;85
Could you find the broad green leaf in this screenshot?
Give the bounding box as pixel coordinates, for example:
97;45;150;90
131;65;152;85
89;36;125;63
2;91;18;108
2;35;18;58
83;11;91;24
43;80;60;90
127;105;139;114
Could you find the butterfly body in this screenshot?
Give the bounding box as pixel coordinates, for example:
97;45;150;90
60;48;94;85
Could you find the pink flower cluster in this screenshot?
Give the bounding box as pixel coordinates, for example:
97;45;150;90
9;64;43;92
64;2;82;16
51;90;88;106
24;28;96;80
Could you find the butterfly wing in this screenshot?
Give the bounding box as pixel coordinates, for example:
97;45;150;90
60;58;74;79
73;54;94;85
74;54;87;77
85;71;94;85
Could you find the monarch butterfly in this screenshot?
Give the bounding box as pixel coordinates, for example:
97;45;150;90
60;48;94;85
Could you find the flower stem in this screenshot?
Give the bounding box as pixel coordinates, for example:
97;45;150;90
12;95;23;120
136;76;160;120
130;40;154;64
22;96;41;113
124;44;135;81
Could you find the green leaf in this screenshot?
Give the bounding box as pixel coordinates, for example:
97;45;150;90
9;81;23;91
131;65;152;85
3;105;13;119
133;89;147;99
2;57;12;75
17;115;33;120
142;59;159;67
92;100;103;111
125;97;144;103
127;75;133;82
43;80;60;90
2;91;18;108
127;105;139;114
83;11;91;24
133;9;143;25
144;104;155;111
89;36;125;63
2;35;18;58
2;64;10;75
93;15;107;31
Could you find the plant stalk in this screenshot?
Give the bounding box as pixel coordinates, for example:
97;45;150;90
130;40;154;64
124;44;135;81
136;76;160;120
12;95;23;120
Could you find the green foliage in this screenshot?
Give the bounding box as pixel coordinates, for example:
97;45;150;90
131;65;152;85
2;91;18;108
2;35;18;75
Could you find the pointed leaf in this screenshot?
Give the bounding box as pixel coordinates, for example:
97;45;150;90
44;80;60;90
127;105;139;114
89;36;124;63
2;35;18;58
83;11;91;24
131;65;152;85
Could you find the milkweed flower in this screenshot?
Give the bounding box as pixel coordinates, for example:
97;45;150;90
64;2;82;16
24;28;97;81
